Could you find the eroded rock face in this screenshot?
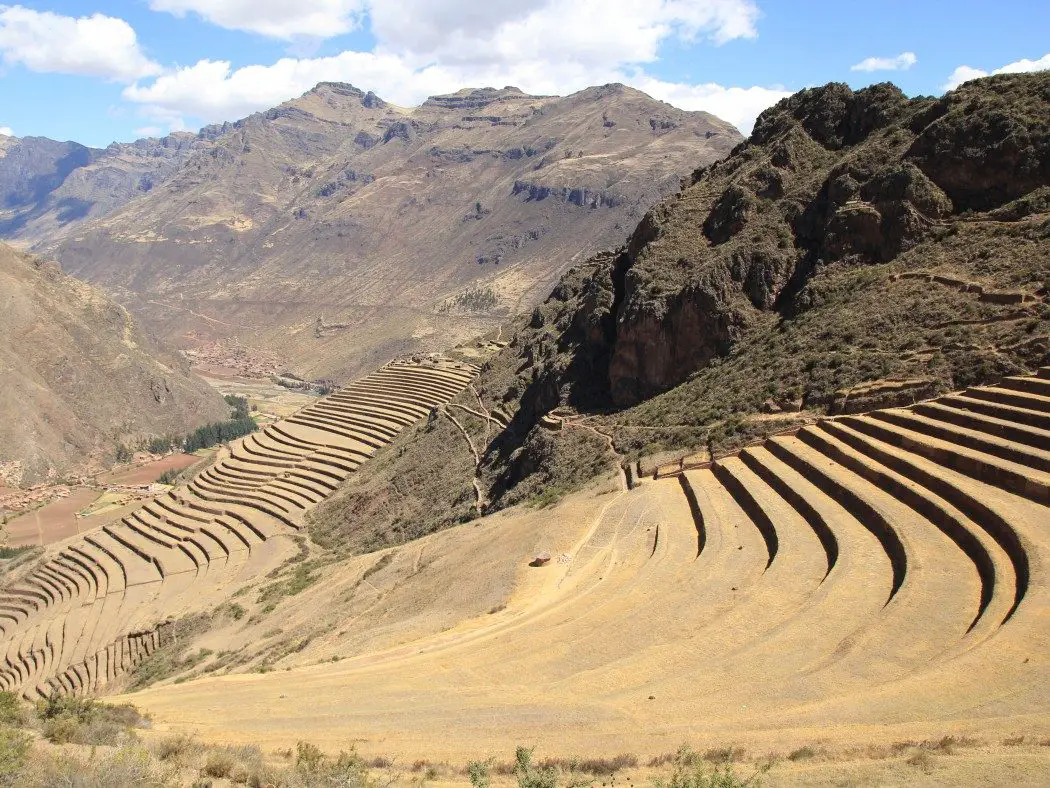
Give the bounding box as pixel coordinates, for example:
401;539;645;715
609;279;739;404
496;71;1050;415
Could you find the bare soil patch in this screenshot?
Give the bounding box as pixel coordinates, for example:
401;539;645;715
98;454;198;486
4;488;99;547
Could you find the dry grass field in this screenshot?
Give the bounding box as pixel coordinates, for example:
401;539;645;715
96;370;1048;785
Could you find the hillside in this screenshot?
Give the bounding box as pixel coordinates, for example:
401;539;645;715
0;133;201;244
308;72;1050;548
0;73;1046;785
30;83;740;380
0;243;228;485
0;334;1047;786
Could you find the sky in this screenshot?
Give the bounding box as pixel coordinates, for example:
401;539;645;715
0;1;1047;147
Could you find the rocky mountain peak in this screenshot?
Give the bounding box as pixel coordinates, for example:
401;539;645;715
422;86;539;111
309;81;367;98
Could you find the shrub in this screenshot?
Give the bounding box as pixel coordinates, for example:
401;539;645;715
148;435;177;454
467;759;492;788
291;741;372;787
19;745;178;787
40;715;79;745
154;732;199;762
0;725;31;780
203;749;236;778
36;694;147;746
157;469;181;485
514;746;556;788
786;745;816;761
0;693;26;727
906;751;935;772
652;746;760;788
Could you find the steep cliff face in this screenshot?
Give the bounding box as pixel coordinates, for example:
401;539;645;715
475;71;1050;480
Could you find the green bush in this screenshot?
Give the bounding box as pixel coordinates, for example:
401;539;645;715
291;741;373;787
653;746;761;788
0;693;26;727
224;394;251;420
40;715;79;745
515;747;556;788
36;693;147;746
0;725;30;780
157;468;181;485
467;759;492;788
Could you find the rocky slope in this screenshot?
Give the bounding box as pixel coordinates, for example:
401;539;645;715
310;72;1050;549
28;83;739;379
0;133;201;244
0;243;228;486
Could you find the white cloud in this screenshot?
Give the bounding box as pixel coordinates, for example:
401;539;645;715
0;6;161;82
943;52;1050;91
148;0;366;40
0;126;13;136
850;52;916;73
368;0;759;63
134;126;164;137
630;75;790;133
127;0;777;134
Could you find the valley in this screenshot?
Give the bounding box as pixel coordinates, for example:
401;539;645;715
0;63;1047;787
3;83;740;382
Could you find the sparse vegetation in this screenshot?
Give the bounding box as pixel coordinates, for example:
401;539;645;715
653;746;762;788
157;468;181;485
514;746;557;788
439;285;500;314
115;443;134;464
36;692;148;746
127;612;213;690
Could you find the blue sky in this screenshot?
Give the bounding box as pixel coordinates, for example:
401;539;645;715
0;0;1047;147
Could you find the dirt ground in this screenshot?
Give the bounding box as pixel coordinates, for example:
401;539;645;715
98;453;199;486
4;488;99;546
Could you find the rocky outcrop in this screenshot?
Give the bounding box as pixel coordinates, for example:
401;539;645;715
422;86;531;111
483;71;1050;431
511;180;623;208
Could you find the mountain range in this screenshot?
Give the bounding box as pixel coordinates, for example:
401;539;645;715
1;83;741;380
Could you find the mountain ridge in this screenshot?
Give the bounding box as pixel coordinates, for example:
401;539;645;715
308;72;1050;548
4;82;741;381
